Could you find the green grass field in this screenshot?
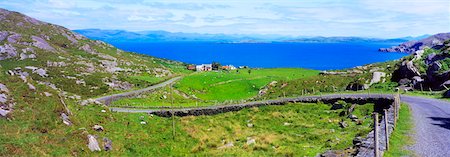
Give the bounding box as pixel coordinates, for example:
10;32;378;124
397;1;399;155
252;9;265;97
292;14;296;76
0;100;375;156
175;68;318;101
112;68;319;107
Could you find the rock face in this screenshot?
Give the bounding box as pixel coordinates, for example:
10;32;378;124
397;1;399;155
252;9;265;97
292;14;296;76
392;61;420;82
392;40;450;91
369;72;386;85
379;33;450;53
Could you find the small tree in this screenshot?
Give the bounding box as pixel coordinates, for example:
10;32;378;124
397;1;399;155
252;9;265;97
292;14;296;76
248;69;251;74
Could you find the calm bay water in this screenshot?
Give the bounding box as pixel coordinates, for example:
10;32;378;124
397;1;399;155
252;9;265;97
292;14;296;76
110;42;407;70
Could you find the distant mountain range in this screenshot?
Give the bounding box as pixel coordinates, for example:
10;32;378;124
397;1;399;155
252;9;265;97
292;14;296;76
379;33;450;53
74;29;426;43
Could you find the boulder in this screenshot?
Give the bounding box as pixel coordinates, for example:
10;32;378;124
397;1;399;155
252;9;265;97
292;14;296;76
19;53;28;60
103;137;113;151
60;113;71;126
87;135;101;152
369;72;386;85
34;68;48;77
0;93;7;103
246;137;256;145
0;44;17;60
92;124;104;132
0;83;9;93
217;142;234;149
27;83;36;90
339;121;348;128
0;108;10;117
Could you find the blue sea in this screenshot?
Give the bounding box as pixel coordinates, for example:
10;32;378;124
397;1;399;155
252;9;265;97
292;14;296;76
110;42;407;70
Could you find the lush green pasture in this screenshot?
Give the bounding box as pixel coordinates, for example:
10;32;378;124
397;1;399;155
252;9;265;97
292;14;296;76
175;68;319;101
112;68;318;107
112;86;213;108
1;100;374;156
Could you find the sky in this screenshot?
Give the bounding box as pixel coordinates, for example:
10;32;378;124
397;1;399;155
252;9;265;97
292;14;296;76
0;0;449;38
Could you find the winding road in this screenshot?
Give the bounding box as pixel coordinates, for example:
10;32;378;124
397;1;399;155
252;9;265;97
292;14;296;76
100;77;450;156
95;76;181;105
401;95;450;157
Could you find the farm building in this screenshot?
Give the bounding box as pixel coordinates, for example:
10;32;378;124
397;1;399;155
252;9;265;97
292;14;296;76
196;64;213;71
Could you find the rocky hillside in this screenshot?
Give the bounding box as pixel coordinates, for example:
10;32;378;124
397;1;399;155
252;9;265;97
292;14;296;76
1;8;187;94
0;8;192;156
391;39;450;94
379;33;450;53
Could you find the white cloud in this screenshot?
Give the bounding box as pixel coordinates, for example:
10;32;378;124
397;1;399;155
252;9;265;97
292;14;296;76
0;0;448;38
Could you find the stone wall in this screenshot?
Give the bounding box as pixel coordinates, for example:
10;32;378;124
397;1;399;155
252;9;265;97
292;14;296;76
149;94;394;117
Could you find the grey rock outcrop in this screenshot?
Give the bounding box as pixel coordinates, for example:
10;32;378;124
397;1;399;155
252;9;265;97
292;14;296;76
103;137;113;151
0;108;10;117
60;113;72;126
105;80;133;90
0;44;18;60
0;83;9;93
87;135;101;152
32;36;55;51
33;68;48;77
7;32;21;44
0;31;8;41
80;44;96;54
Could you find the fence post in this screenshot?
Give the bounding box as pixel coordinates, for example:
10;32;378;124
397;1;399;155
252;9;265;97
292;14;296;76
384;109;389;151
374;112;379;157
393;100;397;129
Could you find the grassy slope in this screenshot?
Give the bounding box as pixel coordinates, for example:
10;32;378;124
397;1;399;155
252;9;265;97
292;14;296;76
112;68;319;107
1;92;375;156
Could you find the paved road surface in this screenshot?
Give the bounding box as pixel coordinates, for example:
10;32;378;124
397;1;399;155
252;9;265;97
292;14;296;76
401;95;450;157
95;76;181;105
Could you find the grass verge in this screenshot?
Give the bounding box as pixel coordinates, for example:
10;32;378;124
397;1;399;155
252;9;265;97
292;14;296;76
384;103;414;157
